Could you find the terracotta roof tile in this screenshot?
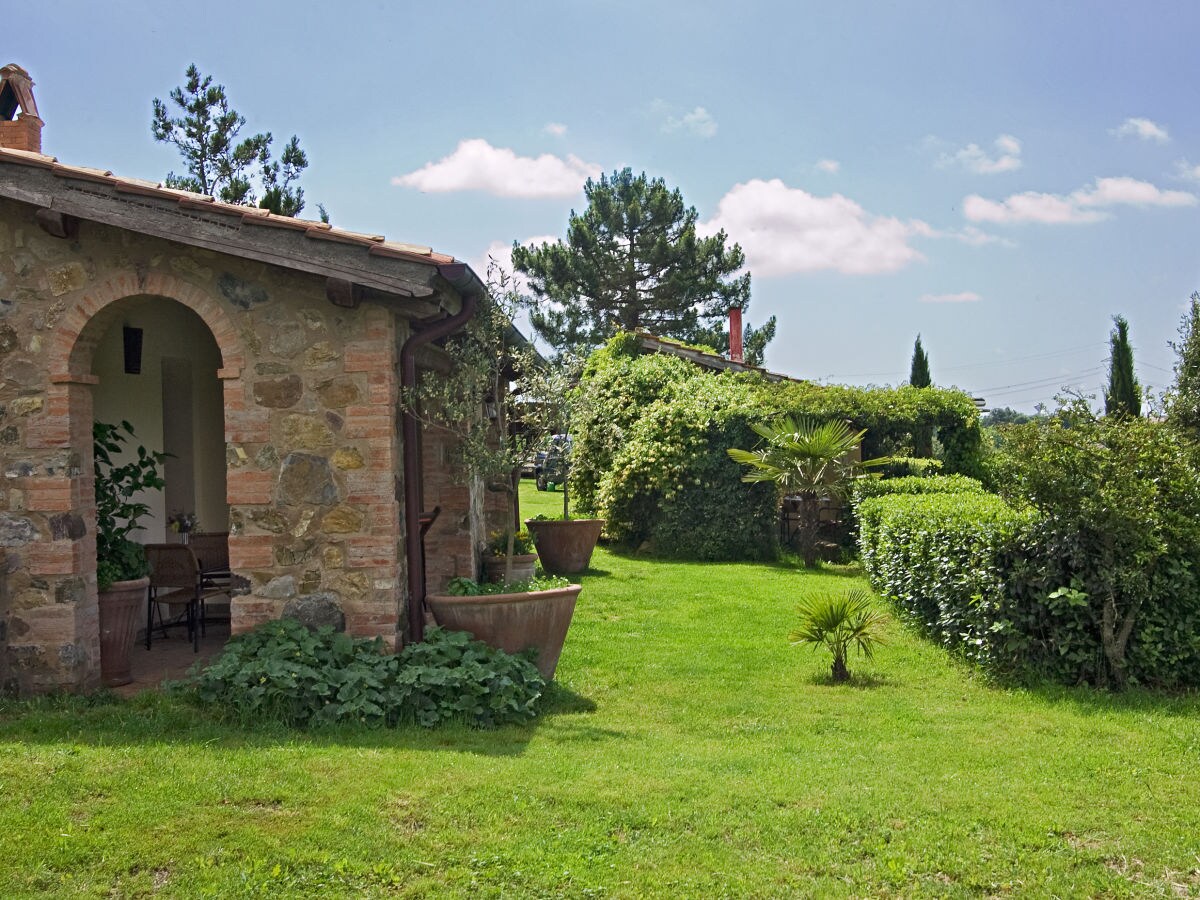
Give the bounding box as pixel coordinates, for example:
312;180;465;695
0;147;54;168
51;162;114;184
635;330;801;384
0;146;465;274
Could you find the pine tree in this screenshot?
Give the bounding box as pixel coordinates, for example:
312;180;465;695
511;168;769;354
152;64;318;218
1168;292;1200;437
909;334;931;387
1104;315;1141;418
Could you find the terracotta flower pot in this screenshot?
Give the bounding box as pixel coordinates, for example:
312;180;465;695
427;583;582;679
525;518;604;574
482;552;538;584
98;576;149;687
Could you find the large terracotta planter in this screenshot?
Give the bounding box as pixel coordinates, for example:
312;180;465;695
98;576;148;687
427;584;582;679
525;518;604;574
482;552;538;584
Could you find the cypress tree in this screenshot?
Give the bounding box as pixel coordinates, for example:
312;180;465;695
1104;315;1141;418
908;334;933;456
1168;293;1200;437
909;334;931;388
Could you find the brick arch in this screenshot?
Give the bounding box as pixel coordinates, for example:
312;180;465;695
23;270;247;693
50;270;244;381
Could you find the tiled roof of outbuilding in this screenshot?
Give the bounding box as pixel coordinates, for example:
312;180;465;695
0;146;459;270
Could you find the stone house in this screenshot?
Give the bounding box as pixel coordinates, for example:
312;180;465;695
0;64;502;695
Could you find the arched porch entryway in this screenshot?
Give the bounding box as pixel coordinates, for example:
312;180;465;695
49;271;244;688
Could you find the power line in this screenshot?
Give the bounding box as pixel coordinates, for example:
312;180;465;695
973;367;1105;396
831;342;1108;380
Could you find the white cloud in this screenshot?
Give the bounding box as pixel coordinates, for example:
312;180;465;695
964;191;1106;225
964;176;1196;224
1113;117;1169;143
663;106;718;139
1175;160;1200;181
938;134;1023;174
543;122;568;137
1074;175;1196;208
950;225;1008;247
393;139;600;198
919;291;982;304
699;178;927;277
815;159;840;174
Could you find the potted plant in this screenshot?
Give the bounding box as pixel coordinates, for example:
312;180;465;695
428;575;580;679
404;264;583;677
93;420;166;686
482;528;537;583
518;355;605;575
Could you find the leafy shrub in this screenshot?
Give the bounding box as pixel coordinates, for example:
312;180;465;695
395;628;546;728
992;405;1200;688
879;456;943;478
177;619;544;728
487;529;535;557
861;409;1200;688
572;334;985;561
446;575;571;596
595;376;779;559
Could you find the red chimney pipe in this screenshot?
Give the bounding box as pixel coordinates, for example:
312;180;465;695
729;306;744;363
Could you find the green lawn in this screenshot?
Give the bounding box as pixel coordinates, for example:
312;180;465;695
3;485;1200;896
517;474;575;521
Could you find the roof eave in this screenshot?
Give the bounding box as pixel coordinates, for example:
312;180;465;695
0;149;472;305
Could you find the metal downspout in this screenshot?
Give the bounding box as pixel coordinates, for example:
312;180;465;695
400;263;482;643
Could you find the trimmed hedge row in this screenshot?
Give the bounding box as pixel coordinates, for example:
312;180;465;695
860;491;1200;687
859;493;1036;673
853;473;985;501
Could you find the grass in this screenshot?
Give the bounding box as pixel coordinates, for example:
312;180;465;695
517;474;575;520
3;482;1200;896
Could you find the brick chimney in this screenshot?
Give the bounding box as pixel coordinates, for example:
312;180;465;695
0;64;43;153
729;306;744;363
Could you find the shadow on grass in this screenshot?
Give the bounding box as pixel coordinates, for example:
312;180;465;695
883;614;1200;717
805;670;897;689
597;545;868;580
539;680;598;715
1017;678;1200;718
573;566;613;579
0;679;606;758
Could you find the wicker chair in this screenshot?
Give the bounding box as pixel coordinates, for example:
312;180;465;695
145;543;227;652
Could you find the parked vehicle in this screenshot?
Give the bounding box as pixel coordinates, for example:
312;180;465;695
536;434;571;491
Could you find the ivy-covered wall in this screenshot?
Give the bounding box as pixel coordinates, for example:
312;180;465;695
572;334;984;560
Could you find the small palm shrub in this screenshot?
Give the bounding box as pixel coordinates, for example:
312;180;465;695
789;588;888;682
728;416;889;566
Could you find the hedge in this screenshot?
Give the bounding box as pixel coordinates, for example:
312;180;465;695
572;334;986;560
860;490;1200;687
853;473;985;502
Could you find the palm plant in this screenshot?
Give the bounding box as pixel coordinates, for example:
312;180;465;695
789;588;887;682
727;416;887;566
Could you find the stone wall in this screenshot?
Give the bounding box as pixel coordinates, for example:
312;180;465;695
419;423;521;595
0;196;426;693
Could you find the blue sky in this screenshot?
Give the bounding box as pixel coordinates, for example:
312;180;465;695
16;1;1200;410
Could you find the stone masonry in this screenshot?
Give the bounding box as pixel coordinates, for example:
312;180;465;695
0;194;491;695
